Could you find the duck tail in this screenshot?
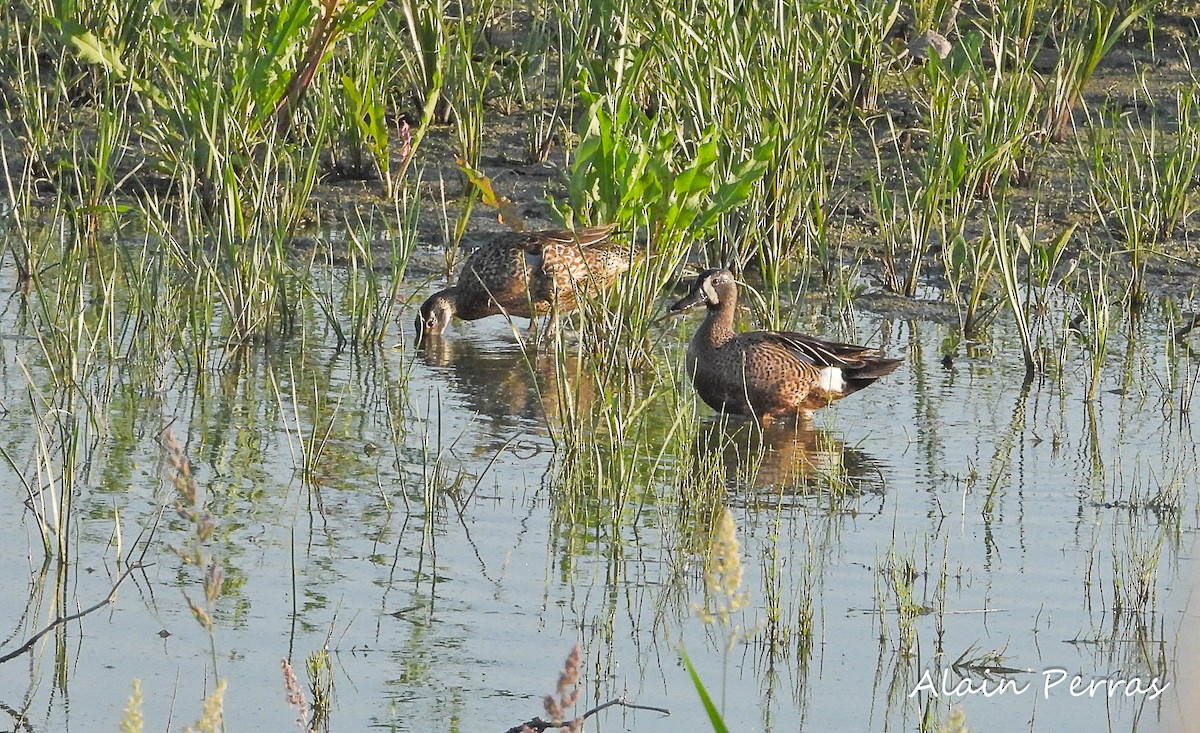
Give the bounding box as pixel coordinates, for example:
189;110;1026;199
843;357;904;391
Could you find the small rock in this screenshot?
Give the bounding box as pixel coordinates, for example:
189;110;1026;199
908;30;952;60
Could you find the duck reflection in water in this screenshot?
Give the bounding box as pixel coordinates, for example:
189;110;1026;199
415;335;598;430
692;417;885;499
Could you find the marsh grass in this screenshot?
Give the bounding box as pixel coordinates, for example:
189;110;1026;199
445;0;499;172
1110;520;1165;621
1040;1;1149;143
327;34;397;190
388;0;449;124
3;0;1177;370
550;366;687;533
875;546;927;654
1086;86;1200;308
9;223;130;558
306;195;418;349
8;0;430;353
306;645;336;730
749;512;824;680
606;0;842;277
160;429;227;695
987;205;1077;377
514;15;571;164
1074;246;1114;400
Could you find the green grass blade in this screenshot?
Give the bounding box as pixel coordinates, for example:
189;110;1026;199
680;648;730;733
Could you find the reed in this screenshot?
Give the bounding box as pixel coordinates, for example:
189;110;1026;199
1087;86;1200;309
1041;1;1149;143
388;0;451;124
1074;245;1113;401
328;34;397;191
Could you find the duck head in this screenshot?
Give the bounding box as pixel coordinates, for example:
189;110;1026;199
668;269;737;312
415;291;456;341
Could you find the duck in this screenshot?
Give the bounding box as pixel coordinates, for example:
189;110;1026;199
415;224;632;339
668;268;902;423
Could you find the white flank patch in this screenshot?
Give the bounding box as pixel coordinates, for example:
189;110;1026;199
817;367;845;394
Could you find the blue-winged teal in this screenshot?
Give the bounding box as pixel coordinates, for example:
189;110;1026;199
416;224;631;339
669;269;903;422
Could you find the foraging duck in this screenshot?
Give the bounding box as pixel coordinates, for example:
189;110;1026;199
669;269;902;422
415;224;631;339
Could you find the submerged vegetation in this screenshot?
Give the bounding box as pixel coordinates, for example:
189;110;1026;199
0;0;1198;730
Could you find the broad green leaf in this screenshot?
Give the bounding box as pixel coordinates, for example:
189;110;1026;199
58;21;128;78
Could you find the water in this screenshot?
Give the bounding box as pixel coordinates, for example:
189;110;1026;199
0;262;1196;733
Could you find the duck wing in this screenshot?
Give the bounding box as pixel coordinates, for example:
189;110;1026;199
531;226;630;299
748;330;901;377
533;224;618;250
455;226;626;314
744;330;877;367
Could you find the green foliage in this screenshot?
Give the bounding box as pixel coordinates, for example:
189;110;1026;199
49;17;128;77
558;77;773;247
1088;86;1200;307
333;33;395;190
681;648;731;733
1042;1;1150;142
830;0;902;112
138;2;318;187
387;0;449;122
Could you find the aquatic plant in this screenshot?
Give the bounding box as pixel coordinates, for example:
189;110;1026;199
875;546;925;654
387;0;450;124
184;680;227;733
164;430;225;671
681;648;732;733
307;646;336;730
328;35;397;190
1040;1;1149;142
988;206;1076;378
119;679;144;733
282;658;314;732
1087;86;1200;309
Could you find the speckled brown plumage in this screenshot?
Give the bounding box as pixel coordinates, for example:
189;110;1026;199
416;224;631;338
669;269;903;422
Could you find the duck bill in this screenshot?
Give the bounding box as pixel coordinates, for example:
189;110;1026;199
668;288;708;313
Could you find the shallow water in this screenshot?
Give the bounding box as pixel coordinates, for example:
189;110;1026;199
0;260;1197;733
